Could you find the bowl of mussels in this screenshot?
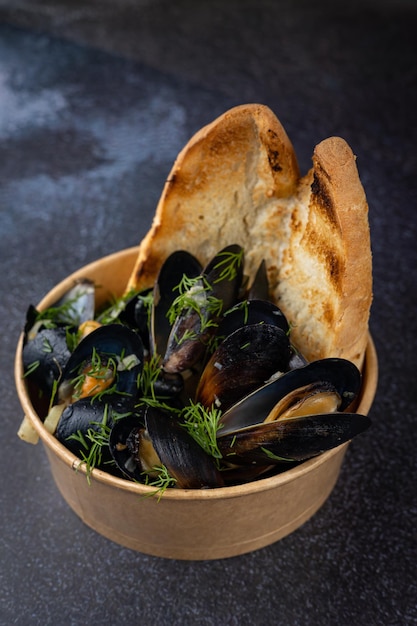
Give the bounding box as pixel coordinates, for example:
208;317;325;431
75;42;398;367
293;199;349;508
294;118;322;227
15;245;378;560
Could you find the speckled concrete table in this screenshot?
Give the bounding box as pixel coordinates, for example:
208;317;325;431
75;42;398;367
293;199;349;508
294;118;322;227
1;2;416;624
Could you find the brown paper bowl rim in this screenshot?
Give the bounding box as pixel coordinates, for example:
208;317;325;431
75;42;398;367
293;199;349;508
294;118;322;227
15;246;378;502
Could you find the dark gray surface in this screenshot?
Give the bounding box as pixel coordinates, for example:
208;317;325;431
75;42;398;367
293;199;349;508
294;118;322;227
1;2;416;624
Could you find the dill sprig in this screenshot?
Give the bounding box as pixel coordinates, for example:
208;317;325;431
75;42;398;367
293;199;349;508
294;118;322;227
141;465;177;501
181;401;223;462
166;277;224;351
97;287;153;325
68;404;113;484
260;447;296;463
137;354;162;399
35;291;91;327
22;360;40;378
212;248;244;283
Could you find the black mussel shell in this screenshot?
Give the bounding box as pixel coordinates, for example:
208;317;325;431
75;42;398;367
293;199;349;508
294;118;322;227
196;323;293;412
24;304;40;336
218;358;363;435
202;244;244;312
152;250;202;359
217;412;371;465
109;413;147;481
152;370;184;398
58;324;144;404
116;288;153;349
162;293;211;374
162;245;244;374
22;327;73;397
145;406;224;489
54;279;95;326
248;260;269;301
56;396;115;463
288;347;309;370
216;299;290;341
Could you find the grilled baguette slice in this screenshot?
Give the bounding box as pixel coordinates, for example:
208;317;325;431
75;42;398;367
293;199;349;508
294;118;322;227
127;104;372;368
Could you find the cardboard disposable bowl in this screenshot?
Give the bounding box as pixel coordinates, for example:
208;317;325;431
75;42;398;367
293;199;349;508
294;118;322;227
15;247;378;560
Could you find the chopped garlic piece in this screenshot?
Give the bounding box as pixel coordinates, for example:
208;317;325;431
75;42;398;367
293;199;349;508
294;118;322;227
17;416;39;445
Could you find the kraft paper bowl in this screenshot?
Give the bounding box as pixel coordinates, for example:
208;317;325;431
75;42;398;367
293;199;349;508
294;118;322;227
15;247;378;560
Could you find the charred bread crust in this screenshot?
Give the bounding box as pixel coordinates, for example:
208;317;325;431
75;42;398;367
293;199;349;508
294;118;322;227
126;106;372;368
126;104;299;291
276;137;372;368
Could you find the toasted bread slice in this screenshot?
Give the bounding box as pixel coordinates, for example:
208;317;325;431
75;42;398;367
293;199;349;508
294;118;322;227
126;104;372;368
277;137;372;368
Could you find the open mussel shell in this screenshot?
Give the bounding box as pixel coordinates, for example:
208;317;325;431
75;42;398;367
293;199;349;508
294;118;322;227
218;357;362;435
108;413;147;481
58;323;144;403
162;245;244;375
217;412;371;465
195;323;293;412
152;250;202;359
54;324;144;455
145;406;224;489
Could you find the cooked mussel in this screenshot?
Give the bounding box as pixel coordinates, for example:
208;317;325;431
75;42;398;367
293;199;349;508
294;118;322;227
22;326;73;397
162;245;244;374
57;324;143;403
50;279;96;326
195;323;293;412
22;279;97;397
217;412;371;465
145;406;224;488
54;324;144;457
152;250;202;359
108;412;148;481
218;358;362;435
21;243;372;491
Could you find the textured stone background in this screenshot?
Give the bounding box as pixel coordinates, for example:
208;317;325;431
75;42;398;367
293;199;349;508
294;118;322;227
1;2;416;624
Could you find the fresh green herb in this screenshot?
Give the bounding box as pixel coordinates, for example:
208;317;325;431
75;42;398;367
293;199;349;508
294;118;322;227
166;277;224;351
66;327;78;353
139;396;182;416
181;401;223;463
22;360;40;378
212;248;244;283
138;291;154;328
137;354;162;399
167;276;223;328
70;347;117;402
260;447;296;462
36;293;89;327
172;327;198;346
286;320;296;337
223;299;250;324
97;288;131;324
49;378;59;411
141;465;177;501
68;404;113;484
41;336;53;353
